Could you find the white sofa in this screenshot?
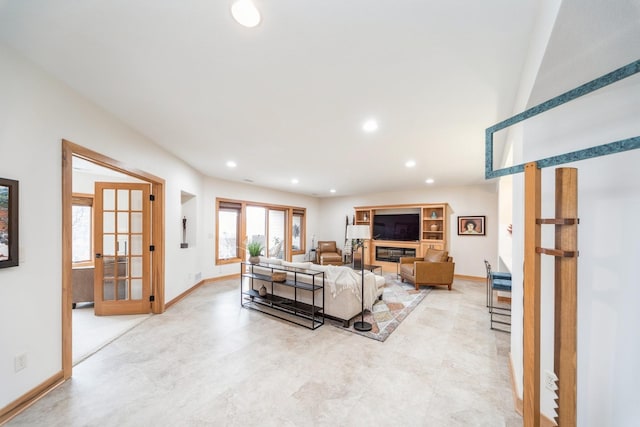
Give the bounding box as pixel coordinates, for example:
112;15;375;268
249;257;385;327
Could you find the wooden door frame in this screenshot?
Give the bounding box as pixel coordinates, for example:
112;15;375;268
62;139;165;379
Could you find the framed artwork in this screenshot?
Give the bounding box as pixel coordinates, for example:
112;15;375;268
458;215;485;236
0;178;19;268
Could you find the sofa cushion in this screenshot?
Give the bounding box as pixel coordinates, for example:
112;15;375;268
281;261;312;269
424;248;448;262
259;256;282;265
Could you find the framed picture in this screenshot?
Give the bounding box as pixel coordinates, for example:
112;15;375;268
0;178;19;268
458;215;485;236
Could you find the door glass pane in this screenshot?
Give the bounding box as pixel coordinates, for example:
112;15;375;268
103;279;115;301
103;189;115;210
268;210;285;259
117;212;129;233
131;235;143;255
131;212;142;233
292;215;302;251
117;236;129;256
246;206;266;257
117;189;129;210
131;257;142;277
116;257;128;277
131;279;143;299
103;212;115;233
103;256;116;277
117;279;128;299
103;235;116;256
131;190;143;210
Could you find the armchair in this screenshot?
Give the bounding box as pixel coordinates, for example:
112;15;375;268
399;248;455;290
315;241;343;265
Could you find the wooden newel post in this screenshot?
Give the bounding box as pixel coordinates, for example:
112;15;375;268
554;168;578;427
524;162;541;427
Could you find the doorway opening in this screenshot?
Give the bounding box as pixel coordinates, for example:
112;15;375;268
62;140;165;378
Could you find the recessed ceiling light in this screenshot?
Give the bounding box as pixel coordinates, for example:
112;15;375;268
425;178;435;184
226;161;237;168
330;189;336;193
231;0;261;28
405;160;416;168
291;178;299;184
362;119;378;133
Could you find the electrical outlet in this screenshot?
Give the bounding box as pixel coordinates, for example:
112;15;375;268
544;370;558;391
14;353;27;372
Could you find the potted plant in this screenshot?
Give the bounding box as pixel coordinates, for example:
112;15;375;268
247;240;264;264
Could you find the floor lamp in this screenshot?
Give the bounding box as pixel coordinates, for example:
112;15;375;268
347;224;372;332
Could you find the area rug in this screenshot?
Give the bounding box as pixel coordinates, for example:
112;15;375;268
330;274;432;342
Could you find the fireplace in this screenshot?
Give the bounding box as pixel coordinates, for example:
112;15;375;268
375;246;416;263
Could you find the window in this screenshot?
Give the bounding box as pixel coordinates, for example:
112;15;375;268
215;199;306;264
292;209;305;254
217;201;242;263
72;195;93;264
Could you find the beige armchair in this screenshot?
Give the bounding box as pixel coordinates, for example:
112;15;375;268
316;241;343;265
400;248;455;290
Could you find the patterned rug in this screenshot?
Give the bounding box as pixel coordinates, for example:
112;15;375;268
330;274;432;342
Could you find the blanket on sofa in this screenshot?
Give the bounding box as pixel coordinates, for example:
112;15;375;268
324;266;378;311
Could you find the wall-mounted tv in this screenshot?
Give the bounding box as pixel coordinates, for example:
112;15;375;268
372;213;420;241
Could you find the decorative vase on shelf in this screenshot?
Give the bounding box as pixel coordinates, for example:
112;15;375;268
430;224;439;231
259;285;267;297
430;211;438;219
249;256;261;264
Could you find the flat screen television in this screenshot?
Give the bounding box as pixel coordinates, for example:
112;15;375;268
372;213;420;241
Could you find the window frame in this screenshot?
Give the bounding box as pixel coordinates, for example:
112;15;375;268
215;198;306;264
215;200;243;265
291;208;305;255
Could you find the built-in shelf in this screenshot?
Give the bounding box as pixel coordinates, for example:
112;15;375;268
353;203;449;267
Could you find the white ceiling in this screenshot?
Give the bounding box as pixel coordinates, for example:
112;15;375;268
1;1;546;196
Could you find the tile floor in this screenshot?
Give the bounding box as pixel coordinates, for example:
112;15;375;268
7;276;521;426
72;303;151;365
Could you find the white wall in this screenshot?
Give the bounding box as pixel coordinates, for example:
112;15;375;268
0;43;209;408
520;82;640;425
318;184;499;277
508;1;640;423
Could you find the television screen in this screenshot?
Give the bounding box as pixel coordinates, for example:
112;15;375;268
372;213;420;241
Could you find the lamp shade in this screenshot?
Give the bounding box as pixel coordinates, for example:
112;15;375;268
346;225;370;240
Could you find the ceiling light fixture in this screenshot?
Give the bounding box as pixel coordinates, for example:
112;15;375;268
226;161;237;168
405;160;416;168
330;189;336;193
362;119;378;133
291;178;299;184
425;178;435;184
231;0;261;28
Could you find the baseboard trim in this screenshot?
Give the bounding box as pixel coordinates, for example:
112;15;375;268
0;371;65;425
509;353;557;427
165;273;240;309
